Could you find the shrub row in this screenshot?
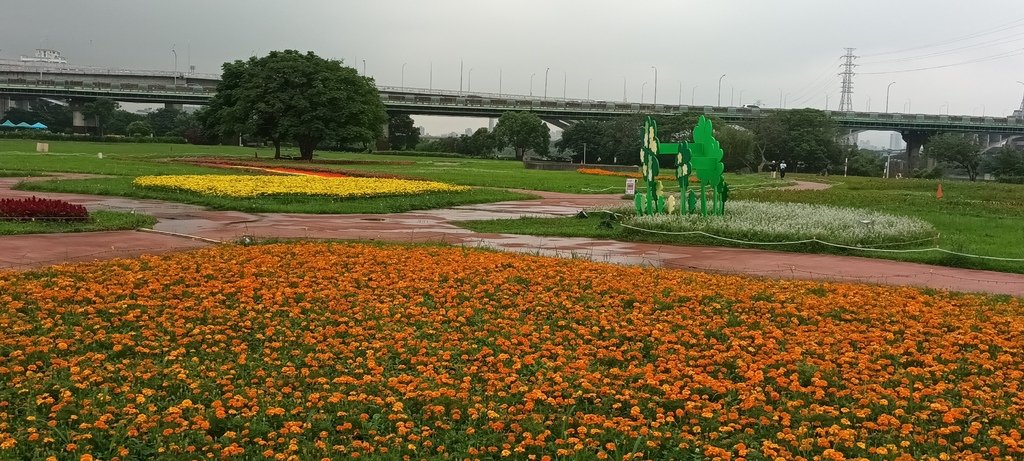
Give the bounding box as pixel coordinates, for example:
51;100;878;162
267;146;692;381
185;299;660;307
0;131;186;144
997;176;1024;184
0;196;89;221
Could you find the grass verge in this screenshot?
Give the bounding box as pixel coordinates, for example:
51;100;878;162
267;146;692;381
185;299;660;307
16;177;537;214
0;211;157;235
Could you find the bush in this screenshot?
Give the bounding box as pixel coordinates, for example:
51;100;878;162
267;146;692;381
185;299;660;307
996;175;1024;184
0;196;89;221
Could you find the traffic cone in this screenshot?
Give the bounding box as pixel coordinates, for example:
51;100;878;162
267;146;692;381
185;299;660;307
936;182;943;201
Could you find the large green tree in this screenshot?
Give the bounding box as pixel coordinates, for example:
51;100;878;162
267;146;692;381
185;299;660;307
555;120;604;163
755;109;842;172
461;128;498;157
493;111;550;161
717;125;759;172
925;133;983;181
845;148;886;177
984;146;1024;178
203;50;386;160
83;98;119;136
388;114;420;150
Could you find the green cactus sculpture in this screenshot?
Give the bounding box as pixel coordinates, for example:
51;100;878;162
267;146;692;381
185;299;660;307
639;117;661;215
674;145;692;215
686;115;726;216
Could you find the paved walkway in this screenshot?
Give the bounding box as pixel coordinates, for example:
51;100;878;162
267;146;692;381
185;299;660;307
1;177;1022;296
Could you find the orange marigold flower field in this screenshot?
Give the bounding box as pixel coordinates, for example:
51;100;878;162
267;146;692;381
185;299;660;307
1;243;1023;460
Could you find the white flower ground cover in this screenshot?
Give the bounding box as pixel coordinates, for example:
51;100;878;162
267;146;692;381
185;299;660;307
624;200;937;246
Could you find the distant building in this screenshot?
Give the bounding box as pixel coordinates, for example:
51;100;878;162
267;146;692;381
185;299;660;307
889;132;905;150
19;49;67;65
464;128;473;136
417;126;426;136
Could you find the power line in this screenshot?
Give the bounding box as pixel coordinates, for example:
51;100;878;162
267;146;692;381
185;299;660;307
861;30;1024;65
787;57;842;102
860;47;1024;75
861;16;1024;58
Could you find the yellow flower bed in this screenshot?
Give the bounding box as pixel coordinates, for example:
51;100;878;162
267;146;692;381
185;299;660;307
133;174;469;198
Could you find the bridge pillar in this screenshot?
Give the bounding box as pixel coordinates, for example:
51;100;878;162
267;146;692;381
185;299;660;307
0;98;11;118
901;130;931;171
69;99;98;135
164;103;183;111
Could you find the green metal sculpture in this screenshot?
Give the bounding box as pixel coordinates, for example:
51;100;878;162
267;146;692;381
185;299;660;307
636;115;725;217
686;115;727;216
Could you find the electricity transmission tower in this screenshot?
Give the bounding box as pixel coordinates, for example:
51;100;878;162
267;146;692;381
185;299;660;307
838;48;857;112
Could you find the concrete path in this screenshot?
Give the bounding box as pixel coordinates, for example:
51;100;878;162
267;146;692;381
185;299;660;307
2;176;1022;296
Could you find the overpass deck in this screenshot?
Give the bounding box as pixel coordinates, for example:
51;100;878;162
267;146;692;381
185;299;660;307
3;80;1024;135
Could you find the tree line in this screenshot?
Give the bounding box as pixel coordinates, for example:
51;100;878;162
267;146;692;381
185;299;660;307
1;99;205;141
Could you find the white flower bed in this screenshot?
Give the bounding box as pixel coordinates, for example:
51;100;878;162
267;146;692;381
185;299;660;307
624;200;936;246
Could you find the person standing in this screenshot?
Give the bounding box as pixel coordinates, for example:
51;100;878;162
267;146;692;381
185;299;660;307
779;161;787;179
768;160;777;178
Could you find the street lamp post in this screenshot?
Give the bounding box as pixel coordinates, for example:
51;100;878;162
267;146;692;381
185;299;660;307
623;77;627;102
641;82;647;104
650;66;658;105
739;89;745;106
563;71;567;99
717;74;726;106
459;60;463;94
401;62;407;89
362;59;366;76
429;62;433;90
904;99;911;113
587;78;592;100
498;67;502;96
940;102;949;114
544;67;550;99
885;81;895;113
678;81;682;105
171;47;178;86
866;96;871;112
691;85;698;105
468;68;474;92
530;73;535;97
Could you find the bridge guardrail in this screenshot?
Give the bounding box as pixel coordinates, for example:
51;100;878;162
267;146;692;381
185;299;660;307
0;61;220;80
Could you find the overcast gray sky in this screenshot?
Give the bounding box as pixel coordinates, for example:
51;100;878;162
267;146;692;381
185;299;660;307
4;0;1024;141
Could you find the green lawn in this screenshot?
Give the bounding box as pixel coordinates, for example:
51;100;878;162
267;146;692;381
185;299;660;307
0;211;157;235
458;174;1024;274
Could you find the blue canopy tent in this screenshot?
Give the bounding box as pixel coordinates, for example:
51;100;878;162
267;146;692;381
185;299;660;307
15;122;31;128
0;120;15;128
29;122;48;130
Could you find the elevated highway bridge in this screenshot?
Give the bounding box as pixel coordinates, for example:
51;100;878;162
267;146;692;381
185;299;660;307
3;63;1023;164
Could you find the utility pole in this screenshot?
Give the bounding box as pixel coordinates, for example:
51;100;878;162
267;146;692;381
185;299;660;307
459;60;463;94
717;74;726;106
623;77;627;102
544;67;550;99
838;47;857;112
650;66;658;105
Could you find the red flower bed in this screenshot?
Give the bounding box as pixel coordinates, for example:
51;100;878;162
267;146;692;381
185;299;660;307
262;167;348;178
182;159;417;180
0;196;89;221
